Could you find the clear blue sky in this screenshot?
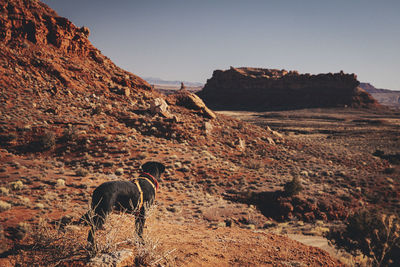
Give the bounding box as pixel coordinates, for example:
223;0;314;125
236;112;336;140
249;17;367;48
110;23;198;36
42;0;400;90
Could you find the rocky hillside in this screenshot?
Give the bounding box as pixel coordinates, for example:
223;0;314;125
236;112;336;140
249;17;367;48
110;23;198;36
0;0;150;96
2;0;396;266
197;67;380;110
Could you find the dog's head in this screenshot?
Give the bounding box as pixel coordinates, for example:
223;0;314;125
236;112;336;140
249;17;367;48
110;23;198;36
141;161;166;178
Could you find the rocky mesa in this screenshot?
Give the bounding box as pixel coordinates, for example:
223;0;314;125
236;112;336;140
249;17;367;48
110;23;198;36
197;67;380;110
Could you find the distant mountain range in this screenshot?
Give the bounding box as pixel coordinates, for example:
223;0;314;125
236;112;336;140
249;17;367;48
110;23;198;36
360;82;400;107
359;83;394;93
144;77;204;87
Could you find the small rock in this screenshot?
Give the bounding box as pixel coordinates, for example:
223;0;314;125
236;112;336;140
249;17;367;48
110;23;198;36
203;121;213;135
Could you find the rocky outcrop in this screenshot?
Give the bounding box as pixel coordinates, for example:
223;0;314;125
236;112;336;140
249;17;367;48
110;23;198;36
197;67;380;110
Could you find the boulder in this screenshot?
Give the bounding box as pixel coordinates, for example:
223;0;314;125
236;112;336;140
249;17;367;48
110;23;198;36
203;121;213;135
110;86;130;97
234;137;246;151
149;98;171;118
173;90;216;119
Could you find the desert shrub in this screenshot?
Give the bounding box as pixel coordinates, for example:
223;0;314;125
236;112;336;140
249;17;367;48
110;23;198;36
9;180;24;190
0;200;12;212
5;222;31;241
373;149;385;157
75;168;89;177
16;196;31;206
326;209;400;267
35;131;56;151
14;218;88;265
0;186;9;195
35;203;45;209
373;150;400;165
40;131;56;150
136;152;147;160
283;177;303;196
91;105;103;115
246;159;263;170
0;133;16;146
62;126;78;142
384;167;396;174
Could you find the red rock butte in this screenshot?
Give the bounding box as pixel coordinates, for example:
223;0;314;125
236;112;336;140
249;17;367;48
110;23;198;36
197;67;380;110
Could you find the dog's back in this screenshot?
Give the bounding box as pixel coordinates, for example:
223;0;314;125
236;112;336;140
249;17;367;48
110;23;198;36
92;181;140;214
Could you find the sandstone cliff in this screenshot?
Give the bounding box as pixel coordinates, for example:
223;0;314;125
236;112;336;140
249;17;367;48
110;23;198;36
197;67;380;110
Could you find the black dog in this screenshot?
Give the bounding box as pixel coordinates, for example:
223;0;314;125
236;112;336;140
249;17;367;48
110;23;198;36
87;161;165;244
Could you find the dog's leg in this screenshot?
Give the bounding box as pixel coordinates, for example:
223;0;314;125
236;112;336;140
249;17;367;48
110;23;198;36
135;207;146;241
87;213;104;246
87;213;107;247
87;195;114;245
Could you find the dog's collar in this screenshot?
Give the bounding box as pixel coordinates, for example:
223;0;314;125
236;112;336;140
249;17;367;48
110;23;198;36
139;172;159;191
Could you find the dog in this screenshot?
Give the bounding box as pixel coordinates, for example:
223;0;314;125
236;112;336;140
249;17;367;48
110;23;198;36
87;161;165;244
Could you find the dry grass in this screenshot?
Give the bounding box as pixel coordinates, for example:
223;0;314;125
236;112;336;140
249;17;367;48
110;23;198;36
134;232;177;266
86;210;139;257
12;204;176;266
14;218;88;266
88;203;177;266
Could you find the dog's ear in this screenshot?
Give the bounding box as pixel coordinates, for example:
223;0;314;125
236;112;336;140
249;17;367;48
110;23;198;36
155;162;165;173
142;161;165;174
